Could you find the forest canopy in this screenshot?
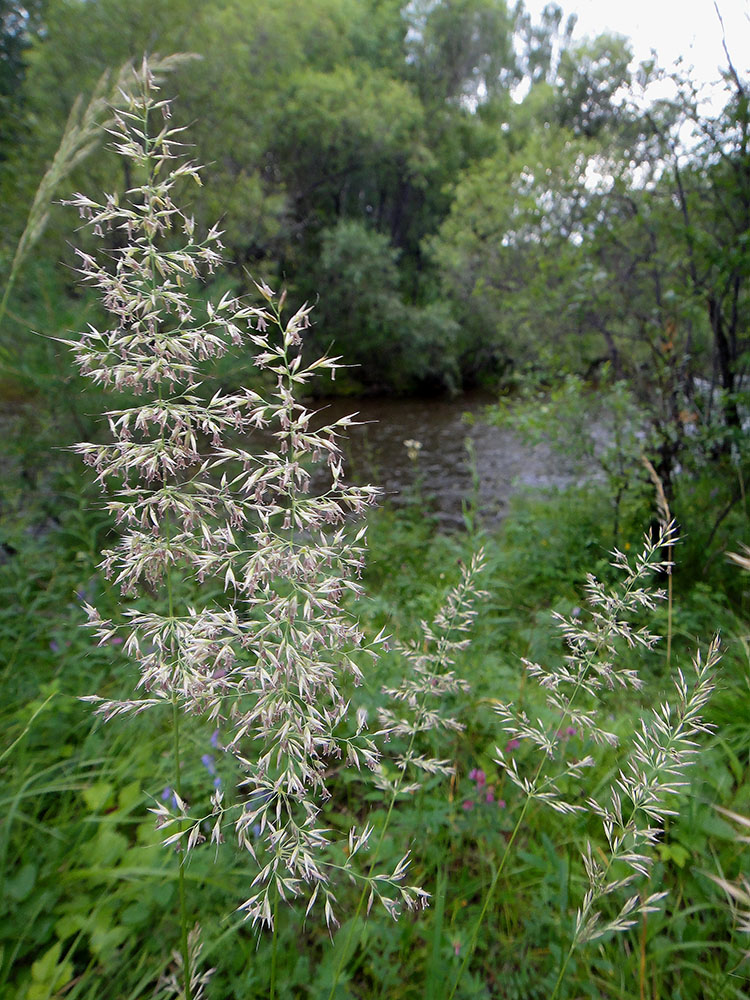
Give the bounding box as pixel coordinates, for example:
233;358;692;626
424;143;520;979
0;0;747;416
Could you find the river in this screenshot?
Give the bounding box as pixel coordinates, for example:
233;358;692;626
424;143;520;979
313;392;581;528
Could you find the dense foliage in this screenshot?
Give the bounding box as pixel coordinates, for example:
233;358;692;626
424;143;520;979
2;0;746;405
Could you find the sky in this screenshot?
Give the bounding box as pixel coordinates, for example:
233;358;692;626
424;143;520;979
522;0;749;89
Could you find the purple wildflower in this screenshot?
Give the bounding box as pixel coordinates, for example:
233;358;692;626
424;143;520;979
161;786;178;810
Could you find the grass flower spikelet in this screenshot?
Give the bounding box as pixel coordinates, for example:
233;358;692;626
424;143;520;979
492;521;718;980
377;549;487;792
66;58;414;933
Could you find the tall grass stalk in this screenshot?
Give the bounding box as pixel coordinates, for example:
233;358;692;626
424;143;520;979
549;638;717;998
643;455;674;668
0;54;189;339
0;690;56;766
64;58;427;994
449;523;717;999
327;551;486;998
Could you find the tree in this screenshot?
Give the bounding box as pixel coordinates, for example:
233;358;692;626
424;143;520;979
514;1;576;88
555;33;634;137
429;127;608;380
0;0;45;160
405;0;518;105
314;219;460;392
652;65;750;436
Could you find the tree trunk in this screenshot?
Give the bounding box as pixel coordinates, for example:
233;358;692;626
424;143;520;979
708;292;741;431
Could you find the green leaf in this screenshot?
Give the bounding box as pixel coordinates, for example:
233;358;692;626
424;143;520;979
82;780;114;812
90;923;128;959
658;842;691;868
30;942;73;994
117;780;142;813
7;863;37;901
31;941;62;982
121;901;151;926
55;912;89;941
89;828;129;867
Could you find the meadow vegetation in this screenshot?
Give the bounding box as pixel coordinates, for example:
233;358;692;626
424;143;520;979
1;3;750;999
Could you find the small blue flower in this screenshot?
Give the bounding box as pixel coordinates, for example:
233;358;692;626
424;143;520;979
161;786;178;809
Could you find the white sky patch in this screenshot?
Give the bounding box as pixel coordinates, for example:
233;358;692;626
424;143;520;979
521;0;749;87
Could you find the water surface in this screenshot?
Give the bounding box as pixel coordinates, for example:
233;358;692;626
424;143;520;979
314;392;579;527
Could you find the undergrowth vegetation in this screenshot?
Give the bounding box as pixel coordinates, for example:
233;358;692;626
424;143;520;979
3;455;750;999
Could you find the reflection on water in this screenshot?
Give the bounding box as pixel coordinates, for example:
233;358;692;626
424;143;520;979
312;392;580;527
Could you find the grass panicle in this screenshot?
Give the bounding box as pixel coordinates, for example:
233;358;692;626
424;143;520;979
0;53;191;337
65;57;428;993
450;522;718;998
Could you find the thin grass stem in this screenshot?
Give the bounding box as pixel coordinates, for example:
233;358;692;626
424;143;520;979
446;793;533;1000
147;72;192;995
173;698;193;1000
270;885;280;1000
326;726;418;1000
327;564;479;1000
449;539;668;999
